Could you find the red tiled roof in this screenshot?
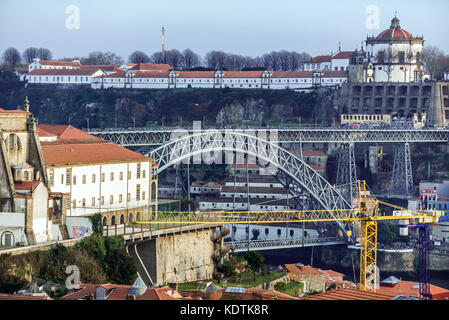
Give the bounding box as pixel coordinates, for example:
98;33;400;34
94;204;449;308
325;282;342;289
376;27;412;40
377;280;449;299
60;284;181;300
285;264;324;275
80;65;119;72
37;60;81;67
222;71;264;78
130;63;172;71
0;107;27;113
175;71;215;78
270;71;313;78
0;293;52;300
14;180;41;191
41;142;147;166
94;70;126;78
332;51;355;59
131;70;170;78
304;56;332;63
27;68;102;76
37;125;103;142
321;70;348;78
303;288;396;300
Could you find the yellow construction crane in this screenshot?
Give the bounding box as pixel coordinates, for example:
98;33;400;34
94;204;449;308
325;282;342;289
135;181;440;292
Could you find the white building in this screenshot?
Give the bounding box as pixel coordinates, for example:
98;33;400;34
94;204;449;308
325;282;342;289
28;58;81;72
91;63;348;90
304;49;354;72
37;124;158;227
365;15;424;82
26;68;105;86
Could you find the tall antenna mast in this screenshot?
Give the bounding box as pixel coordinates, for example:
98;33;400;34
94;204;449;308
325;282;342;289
162;25;165;64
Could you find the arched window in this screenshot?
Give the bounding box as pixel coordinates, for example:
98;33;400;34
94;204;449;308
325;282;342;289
111;215;116;225
129;213;133;223
120;214;124;224
102;216;107;226
1;232;14;246
136;212;140;221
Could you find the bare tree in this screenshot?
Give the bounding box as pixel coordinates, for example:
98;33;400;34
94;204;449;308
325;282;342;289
2;47;21;67
224;54;245;70
423;45;446;80
37;48;52;60
22;47;39;64
81;51;124;65
204;51;226;70
182;49;201;69
262;51;281;71
150;51;164;64
128;50;151;63
165;49;184;69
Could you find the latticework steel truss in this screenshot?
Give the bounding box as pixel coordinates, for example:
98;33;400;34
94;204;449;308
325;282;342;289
336;143;358;204
360;220;377;291
390;142;414;194
418;224;431;299
149;130;353;240
87;127;449;146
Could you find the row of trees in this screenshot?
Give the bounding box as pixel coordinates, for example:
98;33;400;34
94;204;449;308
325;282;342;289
3;45;449;75
2;47;53;67
1;46;311;71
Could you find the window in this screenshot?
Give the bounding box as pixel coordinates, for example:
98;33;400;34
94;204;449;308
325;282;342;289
82;175;86;184
82;198;86;207
66;197;70;210
110;172;114;181
101;173;105;182
142;192;145;200
119;194;123;203
136;184;141;201
378;51;385;64
73;175;76;185
92;174;96;183
61;174;64;185
120;172;123;180
398;51;405;64
72;200;76;209
24;171;29;180
128;171;131;180
49;170;54;187
101;196;104;205
143;170;146;179
137;163;141;179
66;168;71;185
91;197;95;206
110;195;113;204
127;193;131;202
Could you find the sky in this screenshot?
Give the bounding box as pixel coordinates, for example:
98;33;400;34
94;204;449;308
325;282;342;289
1;0;448;61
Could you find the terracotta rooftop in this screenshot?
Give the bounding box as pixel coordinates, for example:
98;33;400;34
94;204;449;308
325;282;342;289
37;124;103;142
304;56;332;63
41;142;148;166
27;68;102;76
285;264;324;275
130;63;173;71
14;180;41;192
37;60;81;67
0;107;27;113
175;71;215;78
60;283;181;300
0;293;52;300
332;51;355;59
221;70;264;78
303;288;396;300
376;279;449;300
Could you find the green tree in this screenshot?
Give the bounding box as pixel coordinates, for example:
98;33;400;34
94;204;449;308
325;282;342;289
244;251;265;281
104;250;137;284
377;221;397;245
76;233;107;267
217;259;236;278
89;213;103;234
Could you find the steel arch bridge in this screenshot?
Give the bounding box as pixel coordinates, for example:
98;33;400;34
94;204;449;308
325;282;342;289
148;130;353;241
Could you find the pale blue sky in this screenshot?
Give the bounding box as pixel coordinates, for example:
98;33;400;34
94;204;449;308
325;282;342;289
1;0;448;61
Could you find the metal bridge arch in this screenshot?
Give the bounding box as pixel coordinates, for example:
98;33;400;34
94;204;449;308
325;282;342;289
149;130;353;238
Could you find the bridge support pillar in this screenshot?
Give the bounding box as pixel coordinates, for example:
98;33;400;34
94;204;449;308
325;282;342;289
336;143;357;205
389;142;414;195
